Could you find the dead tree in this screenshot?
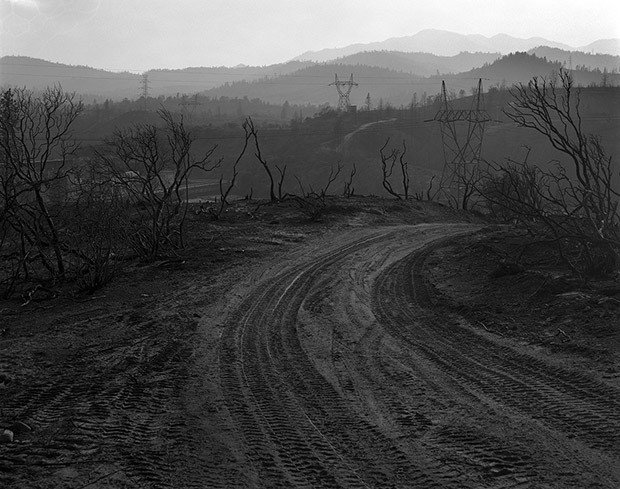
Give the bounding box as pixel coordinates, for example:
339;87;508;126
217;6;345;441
275;164;287;200
379;138;410;200
211;121;252;220
99;108;220;259
0;85;83;280
245;117;277;202
316;162;342;198
482;71;620;277
414;175;437;202
292;162;342;221
343;163;357;197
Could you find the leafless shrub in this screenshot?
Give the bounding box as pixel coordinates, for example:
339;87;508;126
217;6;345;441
478;148;545;223
288;163;343;221
64;178;128;293
479;71;620;278
97;108;220;260
414;175;438;202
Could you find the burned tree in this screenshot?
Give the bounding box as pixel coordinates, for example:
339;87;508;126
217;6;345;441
379;138;410;200
486;70;620;277
211;120;252;220
98;108;220;259
245;117;277;202
0;86;83;283
343;163;357;198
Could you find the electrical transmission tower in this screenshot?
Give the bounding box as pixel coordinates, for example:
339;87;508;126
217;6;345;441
329;74;358;111
431;79;491;209
179;94;202;121
139;74;150;110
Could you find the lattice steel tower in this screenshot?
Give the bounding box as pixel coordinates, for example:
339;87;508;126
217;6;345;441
139;74;150;110
432;79;491;208
329;74;358;111
179;94;202;121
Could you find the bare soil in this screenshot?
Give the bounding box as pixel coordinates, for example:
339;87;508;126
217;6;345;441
1;197;619;488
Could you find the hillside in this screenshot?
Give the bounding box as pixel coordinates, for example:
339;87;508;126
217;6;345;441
466;52;619;88
0;56;316;102
527;47;620;72
144;61;315;96
580;38;620;55
3;48;617;108
201;53;619;109
330;51;502;77
201;63;427;107
0;56;140;100
293;29;582;62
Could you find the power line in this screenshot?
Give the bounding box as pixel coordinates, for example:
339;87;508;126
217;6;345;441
52;114;620;145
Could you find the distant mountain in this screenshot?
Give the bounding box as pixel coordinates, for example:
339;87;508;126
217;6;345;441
578;39;620;56
203;52;619;109
527;47;620;72
293;29;597;62
3;47;617;108
0;56;140;100
144;61;315;96
201;63;424;107
332;51;502;76
0;56;316;101
466;52;618;88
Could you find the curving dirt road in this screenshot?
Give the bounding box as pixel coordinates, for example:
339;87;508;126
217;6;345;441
214;223;620;488
3;220;618;488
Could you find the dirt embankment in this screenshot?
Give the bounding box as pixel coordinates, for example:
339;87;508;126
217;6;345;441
1;198;619;488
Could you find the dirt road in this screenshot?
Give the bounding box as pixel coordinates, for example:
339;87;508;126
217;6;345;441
2;219;619;488
210;223;620;488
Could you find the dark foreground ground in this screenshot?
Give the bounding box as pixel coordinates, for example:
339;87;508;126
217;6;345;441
1;197;619;488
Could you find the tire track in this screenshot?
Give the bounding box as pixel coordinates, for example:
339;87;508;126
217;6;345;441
0;314;194;488
372;236;620;487
219;229;458;488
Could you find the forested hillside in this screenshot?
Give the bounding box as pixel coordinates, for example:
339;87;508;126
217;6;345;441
203;53;619;109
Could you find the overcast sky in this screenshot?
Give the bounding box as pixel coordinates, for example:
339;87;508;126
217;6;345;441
1;0;619;72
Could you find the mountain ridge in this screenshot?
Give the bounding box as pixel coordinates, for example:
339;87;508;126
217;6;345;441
1;36;618;104
293;29;620;62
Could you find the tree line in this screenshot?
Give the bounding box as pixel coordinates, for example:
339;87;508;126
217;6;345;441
1;71;618;300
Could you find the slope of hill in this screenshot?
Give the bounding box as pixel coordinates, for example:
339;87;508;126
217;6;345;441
144;61;315;96
294;29;576;62
202;53;618;109
331;51;502;76
527;47;620;72
466;52;619;88
201;63;428;107
0;56;316;101
579;38;620;56
0;56;140;100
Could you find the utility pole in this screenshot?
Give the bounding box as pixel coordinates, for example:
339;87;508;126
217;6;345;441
329;74;358;111
429;79;491;209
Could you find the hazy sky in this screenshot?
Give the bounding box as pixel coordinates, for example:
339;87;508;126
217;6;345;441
1;0;619;72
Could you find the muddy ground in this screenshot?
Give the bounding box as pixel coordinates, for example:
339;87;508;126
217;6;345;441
1;197;619;488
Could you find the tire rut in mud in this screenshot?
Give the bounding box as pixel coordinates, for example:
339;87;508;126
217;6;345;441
0;316;195;488
372;237;620;487
219;230;454;488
